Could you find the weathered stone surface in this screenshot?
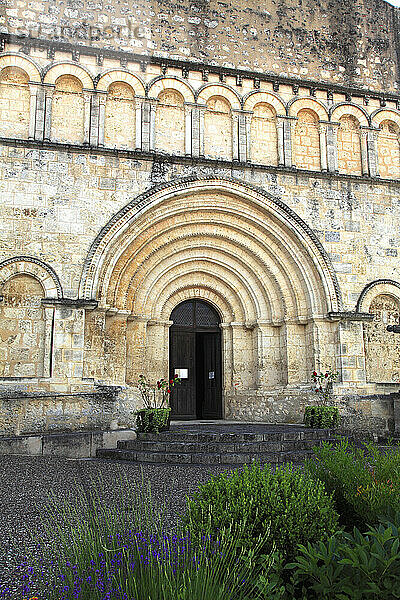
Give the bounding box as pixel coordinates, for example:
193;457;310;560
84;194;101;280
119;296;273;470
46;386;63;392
0;4;400;436
3;0;400;92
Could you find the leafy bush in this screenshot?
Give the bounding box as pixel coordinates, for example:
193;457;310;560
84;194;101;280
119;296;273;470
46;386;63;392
304;406;340;428
180;461;340;564
303;437;400;531
135;407;171;433
283;511;400;600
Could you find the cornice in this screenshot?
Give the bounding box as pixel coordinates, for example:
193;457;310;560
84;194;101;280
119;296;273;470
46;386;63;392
2;136;400;188
2;33;399;105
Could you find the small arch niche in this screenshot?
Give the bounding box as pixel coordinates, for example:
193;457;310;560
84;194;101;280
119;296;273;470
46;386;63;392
337;115;362;175
378;120;400;179
365;293;400;383
0;274;46;378
250;102;278;166
155;89;185;155
294;109;320;171
0;66;30;139
52;74;84;144
204;95;232;160
104;81;136;149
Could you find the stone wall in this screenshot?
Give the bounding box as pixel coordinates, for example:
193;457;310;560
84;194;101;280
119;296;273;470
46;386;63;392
3;0;400;92
0;39;399;435
1;50;400;179
0;387;135;436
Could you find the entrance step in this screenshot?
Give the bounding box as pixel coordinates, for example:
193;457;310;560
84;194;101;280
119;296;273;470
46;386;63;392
96;425;341;467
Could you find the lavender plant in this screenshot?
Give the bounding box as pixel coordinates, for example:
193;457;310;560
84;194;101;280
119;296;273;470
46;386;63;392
8;472;277;600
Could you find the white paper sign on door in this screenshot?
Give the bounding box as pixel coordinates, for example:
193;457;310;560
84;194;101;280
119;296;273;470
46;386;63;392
174;368;188;379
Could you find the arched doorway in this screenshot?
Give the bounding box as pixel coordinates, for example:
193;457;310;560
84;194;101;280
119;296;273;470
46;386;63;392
169;299;222;420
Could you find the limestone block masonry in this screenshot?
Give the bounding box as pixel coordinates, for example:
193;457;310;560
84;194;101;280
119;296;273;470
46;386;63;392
1;0;400;439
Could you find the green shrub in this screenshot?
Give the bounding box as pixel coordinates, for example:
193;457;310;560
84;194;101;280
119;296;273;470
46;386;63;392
284;511;400;600
180;461;340;565
304;406;340;428
135;407;171;433
303;437;400;531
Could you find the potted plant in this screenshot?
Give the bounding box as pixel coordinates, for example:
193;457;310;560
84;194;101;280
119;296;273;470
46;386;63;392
135;374;181;434
304;367;340;429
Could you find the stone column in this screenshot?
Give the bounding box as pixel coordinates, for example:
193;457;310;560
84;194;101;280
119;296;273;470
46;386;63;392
394;397;400;434
231;322;256;389
360;128;369;176
231;111;240;161
280;320;308;385
104;309;130;384
149;101;157;151
141;100;151;152
245;111;252;163
89;91;100;147
276;116;285;166
28;83;38;140
367;127;380;178
326;122;339;173
42;305;54;378
146;319;171;380
319;122;328;172
191;105;201;157
97;92;107;147
235;110;252;162
220;323;233;391
199;105;206;157
34;85;46;141
279;115;295;168
256;321;282;387
126;315;149;383
135;97;144;150
184;103;192;155
43;85;55;141
83;91;92;146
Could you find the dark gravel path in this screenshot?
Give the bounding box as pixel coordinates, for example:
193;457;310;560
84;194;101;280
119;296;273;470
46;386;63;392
0;455;268;599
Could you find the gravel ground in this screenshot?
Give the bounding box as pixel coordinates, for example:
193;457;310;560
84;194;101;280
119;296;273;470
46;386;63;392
0;455;278;599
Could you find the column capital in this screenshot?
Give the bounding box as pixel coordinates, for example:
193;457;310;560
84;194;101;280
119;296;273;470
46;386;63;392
327;311;374;322
41;298;98;310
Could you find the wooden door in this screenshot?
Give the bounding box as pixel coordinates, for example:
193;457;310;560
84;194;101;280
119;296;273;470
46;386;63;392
169;299;222;420
197;332;222;419
169;329;196;419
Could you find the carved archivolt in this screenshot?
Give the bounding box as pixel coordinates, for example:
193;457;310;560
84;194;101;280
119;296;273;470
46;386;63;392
79;178;342;322
0;257;62;299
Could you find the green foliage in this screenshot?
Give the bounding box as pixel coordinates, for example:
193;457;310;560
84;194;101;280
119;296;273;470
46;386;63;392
303;436;400;531
180;461;340;565
135;407;171;433
33;473;277;600
304;405;340;428
284;511;400;600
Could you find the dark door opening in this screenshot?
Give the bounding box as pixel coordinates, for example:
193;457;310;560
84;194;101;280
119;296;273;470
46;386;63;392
169;300;222;420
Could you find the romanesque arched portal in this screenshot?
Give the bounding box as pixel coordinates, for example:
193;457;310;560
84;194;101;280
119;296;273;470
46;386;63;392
80;177;341;421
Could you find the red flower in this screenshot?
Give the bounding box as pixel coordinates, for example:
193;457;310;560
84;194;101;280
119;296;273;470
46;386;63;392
313;371;317;377
170;379;174;384
325;373;328;378
167;389;171;393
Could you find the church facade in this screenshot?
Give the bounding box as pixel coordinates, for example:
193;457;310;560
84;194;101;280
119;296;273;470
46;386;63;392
1;0;400;438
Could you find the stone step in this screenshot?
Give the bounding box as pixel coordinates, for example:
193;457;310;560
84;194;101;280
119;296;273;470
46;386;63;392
135;429;337;444
117;437;337;453
96;447;316;465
